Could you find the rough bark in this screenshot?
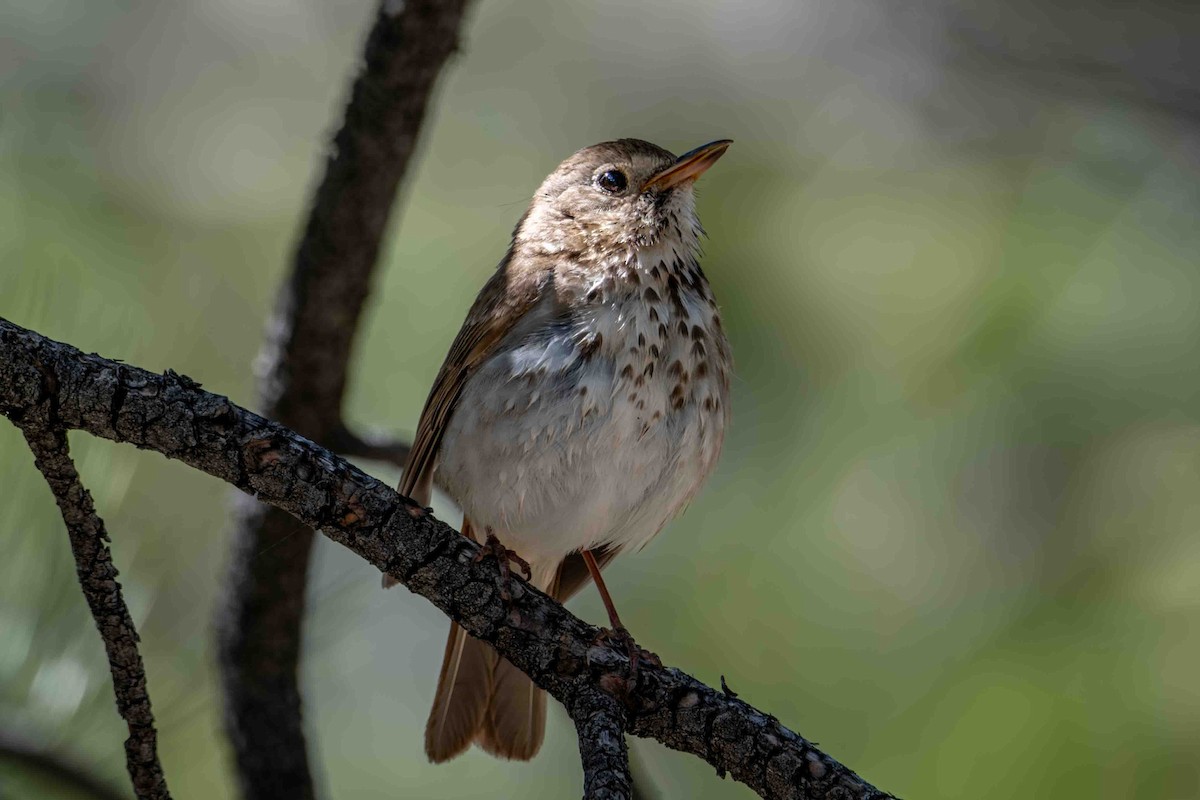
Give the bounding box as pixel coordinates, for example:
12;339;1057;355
574;691;634;800
1;316;895;800
215;2;471;798
12;383;170;799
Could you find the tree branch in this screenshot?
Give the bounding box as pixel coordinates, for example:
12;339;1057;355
12;380;170;799
216;2;471;797
573;691;633;800
328;424;411;470
0;316;895;800
0;729;128;800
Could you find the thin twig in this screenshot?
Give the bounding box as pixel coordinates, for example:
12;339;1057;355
573;691;633;800
216;2;472;797
0;316;896;800
15;403;170;799
0;729;127;800
329;425;411;469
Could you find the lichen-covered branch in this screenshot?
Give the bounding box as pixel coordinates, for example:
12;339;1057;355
1;316;894;800
12;383;170;799
216;1;471;797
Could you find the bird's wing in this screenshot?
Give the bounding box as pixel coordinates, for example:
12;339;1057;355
399;251;550;508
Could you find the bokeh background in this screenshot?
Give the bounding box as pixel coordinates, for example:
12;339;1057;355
3;0;1199;797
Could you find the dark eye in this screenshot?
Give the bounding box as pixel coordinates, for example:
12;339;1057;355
596;169;628;194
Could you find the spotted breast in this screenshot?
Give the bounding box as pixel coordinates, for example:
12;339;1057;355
436;240;731;567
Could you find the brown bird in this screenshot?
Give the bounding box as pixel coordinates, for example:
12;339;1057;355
387;138;733;762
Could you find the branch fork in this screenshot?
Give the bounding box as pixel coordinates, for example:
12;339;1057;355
1;316;894;800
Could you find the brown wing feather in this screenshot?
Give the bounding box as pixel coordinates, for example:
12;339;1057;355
383;250;550;589
399;249;549;504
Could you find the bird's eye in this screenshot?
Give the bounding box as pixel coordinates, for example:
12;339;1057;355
596;169;628;194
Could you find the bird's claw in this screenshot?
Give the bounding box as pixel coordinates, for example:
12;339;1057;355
474;531;532;601
595;625;660;686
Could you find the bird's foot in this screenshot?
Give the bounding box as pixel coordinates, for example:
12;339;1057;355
474;530;532;602
595;625;661;687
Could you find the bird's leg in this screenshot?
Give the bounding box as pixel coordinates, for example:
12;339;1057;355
474;527;532;602
582;549;627;632
582;550;660;684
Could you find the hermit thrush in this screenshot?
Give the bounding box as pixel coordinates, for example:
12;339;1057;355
386;138;733;762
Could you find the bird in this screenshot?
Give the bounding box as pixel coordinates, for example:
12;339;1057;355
386;138;733;763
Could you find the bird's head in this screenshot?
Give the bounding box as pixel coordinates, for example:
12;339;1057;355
515;138;731;258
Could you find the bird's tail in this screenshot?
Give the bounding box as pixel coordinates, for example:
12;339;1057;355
424;519;557;762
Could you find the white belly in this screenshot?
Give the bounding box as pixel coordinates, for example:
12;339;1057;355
436;262;729;565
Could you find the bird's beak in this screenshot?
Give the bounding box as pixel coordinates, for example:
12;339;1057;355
642;139;733;192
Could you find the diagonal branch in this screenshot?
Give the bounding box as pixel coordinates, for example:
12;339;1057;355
13;379;170;800
217;2;471;798
0;316;895;800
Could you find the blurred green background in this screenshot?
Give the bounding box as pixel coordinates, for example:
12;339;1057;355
2;0;1198;797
